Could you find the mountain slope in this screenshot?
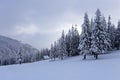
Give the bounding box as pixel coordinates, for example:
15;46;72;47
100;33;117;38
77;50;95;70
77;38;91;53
0;35;42;65
0;50;120;80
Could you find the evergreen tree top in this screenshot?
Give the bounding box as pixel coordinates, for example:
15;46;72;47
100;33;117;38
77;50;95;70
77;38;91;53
118;21;120;29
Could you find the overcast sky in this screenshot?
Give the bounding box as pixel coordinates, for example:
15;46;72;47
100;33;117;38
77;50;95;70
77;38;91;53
0;0;120;49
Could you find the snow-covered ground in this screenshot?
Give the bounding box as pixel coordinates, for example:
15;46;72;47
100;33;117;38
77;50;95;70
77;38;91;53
0;50;120;80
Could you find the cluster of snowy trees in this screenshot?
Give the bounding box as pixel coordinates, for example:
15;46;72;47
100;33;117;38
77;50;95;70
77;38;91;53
18;44;44;63
1;44;44;65
49;9;120;60
78;9;112;59
49;26;80;60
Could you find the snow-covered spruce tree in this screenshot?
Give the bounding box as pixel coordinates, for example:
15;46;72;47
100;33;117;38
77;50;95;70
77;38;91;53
78;13;91;58
107;16;116;49
115;21;120;50
18;47;23;64
58;30;67;60
50;41;58;60
90;9;110;56
101;16;111;51
90;18;94;32
65;30;71;56
73;26;80;55
50;43;57;60
110;24;116;49
65;26;80;56
53;41;59;59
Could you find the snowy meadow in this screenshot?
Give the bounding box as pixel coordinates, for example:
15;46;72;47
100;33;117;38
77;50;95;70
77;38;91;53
0;50;120;80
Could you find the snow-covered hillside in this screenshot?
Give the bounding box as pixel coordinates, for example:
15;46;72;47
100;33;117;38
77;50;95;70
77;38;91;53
0;35;41;65
0;50;120;80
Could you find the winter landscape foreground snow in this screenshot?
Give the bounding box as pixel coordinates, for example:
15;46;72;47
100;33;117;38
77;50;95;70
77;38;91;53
0;50;120;80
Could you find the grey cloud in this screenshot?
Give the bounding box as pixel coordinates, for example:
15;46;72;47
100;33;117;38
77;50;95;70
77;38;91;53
0;0;120;49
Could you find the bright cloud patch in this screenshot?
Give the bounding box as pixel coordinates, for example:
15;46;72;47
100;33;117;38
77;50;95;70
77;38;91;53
55;12;83;34
15;24;39;35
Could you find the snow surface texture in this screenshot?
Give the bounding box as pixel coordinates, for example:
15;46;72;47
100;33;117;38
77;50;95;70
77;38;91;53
0;50;120;80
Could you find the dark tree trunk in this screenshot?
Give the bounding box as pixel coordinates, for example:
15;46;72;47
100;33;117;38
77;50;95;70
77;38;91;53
83;55;86;60
20;61;22;64
95;54;98;59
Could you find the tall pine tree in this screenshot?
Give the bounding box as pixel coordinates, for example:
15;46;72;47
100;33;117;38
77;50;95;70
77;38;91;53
90;9;110;55
115;21;120;49
58;30;67;60
107;16;116;49
78;13;91;56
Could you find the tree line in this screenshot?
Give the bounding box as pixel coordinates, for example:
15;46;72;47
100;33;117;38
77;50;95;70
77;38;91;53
47;9;120;60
